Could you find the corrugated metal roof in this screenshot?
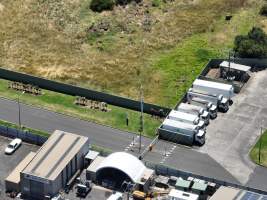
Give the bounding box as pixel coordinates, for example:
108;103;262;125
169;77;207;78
5;152;36;184
22;130;89;181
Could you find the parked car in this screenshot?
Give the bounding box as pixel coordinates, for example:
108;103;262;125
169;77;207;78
5;138;22;155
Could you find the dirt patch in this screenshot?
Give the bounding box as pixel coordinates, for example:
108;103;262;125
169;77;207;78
0;3;4;12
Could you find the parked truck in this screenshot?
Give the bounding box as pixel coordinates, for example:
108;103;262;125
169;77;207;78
158;119;206;146
168;110;205;129
187;88;229;112
176;103;210;125
189;97;217;119
193;79;234;104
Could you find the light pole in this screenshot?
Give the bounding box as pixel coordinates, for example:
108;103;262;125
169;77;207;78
259;127;263;164
139;85;144;153
18;91;25;129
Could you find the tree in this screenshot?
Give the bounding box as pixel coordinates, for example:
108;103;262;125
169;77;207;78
234;27;267;58
90;0;115;12
260;4;267;16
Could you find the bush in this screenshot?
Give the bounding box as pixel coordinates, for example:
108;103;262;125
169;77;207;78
260;4;267;16
152;0;161;7
90;0;115;12
115;0;141;5
234;27;267;58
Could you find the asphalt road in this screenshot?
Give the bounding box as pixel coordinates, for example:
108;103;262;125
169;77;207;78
0;97;239;184
0;94;266;191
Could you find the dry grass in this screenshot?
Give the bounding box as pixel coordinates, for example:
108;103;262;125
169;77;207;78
0;0;263;106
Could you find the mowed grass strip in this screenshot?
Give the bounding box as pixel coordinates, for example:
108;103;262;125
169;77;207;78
0;79;161;138
250;130;267;167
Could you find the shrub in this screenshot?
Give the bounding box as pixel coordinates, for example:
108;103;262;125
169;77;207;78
90;0;115;12
152;0;161;7
260;4;267;16
115;0;141;6
234;27;267;58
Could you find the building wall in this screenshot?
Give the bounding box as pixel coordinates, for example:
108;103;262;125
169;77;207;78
20;139;89;199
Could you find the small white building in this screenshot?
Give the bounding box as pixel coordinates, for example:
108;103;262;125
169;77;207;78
168;189;199;200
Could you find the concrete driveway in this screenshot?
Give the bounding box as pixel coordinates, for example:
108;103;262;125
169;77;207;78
198;69;267;189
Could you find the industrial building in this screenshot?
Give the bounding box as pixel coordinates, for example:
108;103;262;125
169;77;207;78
5;152;36;192
209;186;267;200
86;152;154;191
20;130;89;199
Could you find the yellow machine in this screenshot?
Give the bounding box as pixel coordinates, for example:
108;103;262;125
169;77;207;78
132;190;169;200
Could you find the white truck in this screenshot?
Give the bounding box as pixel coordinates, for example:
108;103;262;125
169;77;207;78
189;97;217;119
168;110;205;129
187;88;229;112
177;103;210;125
193;79;234;104
159;119;206;146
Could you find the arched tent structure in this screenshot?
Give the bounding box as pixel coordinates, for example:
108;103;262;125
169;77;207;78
95;152;146;189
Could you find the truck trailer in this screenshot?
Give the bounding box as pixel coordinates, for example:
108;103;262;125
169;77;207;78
189;97;217;119
193;79;234;103
187;88;229;112
168;110;205;129
176;103;210;125
158;119;205;146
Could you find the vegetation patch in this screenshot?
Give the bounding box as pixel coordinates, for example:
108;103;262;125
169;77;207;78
0;79;161;138
250;129;267;167
234;27;267;58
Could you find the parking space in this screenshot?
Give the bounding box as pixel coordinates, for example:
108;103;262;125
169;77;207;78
0;136;39;198
197;69;267;188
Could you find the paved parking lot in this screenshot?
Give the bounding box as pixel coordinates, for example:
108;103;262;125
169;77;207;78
198;69;267;189
0;136;39;198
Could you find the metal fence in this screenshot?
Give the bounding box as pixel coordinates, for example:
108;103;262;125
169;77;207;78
144;160;267;195
0;67;170;117
0;125;47;146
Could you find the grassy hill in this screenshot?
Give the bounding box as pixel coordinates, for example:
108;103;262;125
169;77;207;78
0;0;265;108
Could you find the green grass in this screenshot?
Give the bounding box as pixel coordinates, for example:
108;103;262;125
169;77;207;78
0;119;49;137
250;130;267;167
151;3;261;107
0;79;161;138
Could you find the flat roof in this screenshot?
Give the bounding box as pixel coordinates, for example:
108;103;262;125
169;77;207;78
86;156;105;173
191;182;207;191
175;179;191;189
209;186;240;200
168;189;199;200
85;150;99;160
220;61;251;72
22;130;89;181
5;152;36;184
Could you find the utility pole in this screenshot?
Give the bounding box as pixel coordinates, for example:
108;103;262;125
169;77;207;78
259;127;263;164
139;85;144;153
18;91;25;129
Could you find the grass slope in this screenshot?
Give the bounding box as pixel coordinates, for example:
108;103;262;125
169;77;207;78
250;130;267;167
0;0;264;107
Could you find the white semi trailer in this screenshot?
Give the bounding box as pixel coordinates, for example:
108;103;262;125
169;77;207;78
168;110;205;129
187;88;229;112
193;79;234;103
159;119;205;146
189;97;217;119
177;103;210;125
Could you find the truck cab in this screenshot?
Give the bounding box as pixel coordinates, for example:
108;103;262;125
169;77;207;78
189;98;217;119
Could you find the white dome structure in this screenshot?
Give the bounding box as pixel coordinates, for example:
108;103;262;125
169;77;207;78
95;152;146;185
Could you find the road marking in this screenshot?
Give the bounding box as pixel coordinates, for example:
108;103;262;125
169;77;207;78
124;136;140;152
160;145;176;164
